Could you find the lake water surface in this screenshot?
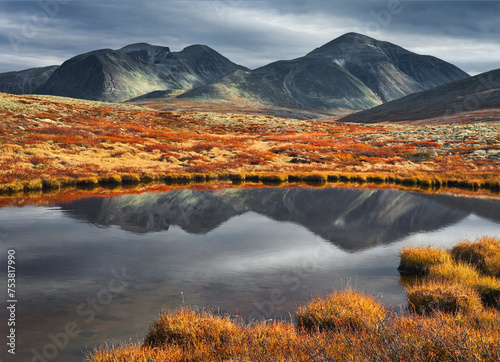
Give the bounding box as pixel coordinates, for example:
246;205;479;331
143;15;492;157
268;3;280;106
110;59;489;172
1;186;499;361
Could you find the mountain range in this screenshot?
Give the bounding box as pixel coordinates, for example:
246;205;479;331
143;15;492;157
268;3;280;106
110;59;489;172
0;33;472;118
168;33;468;116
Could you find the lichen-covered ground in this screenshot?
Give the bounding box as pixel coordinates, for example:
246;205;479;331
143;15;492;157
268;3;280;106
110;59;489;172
0;92;499;189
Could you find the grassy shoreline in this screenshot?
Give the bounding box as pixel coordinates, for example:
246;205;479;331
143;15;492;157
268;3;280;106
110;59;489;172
1;170;499;197
88;237;500;362
1;93;499;198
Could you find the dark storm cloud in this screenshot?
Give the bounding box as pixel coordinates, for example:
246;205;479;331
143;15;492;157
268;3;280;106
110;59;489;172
0;1;498;75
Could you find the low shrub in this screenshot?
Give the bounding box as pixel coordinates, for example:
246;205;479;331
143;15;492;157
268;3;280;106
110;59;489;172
473;276;500;308
302;174;327;183
451;237;500;277
261;174;287;184
99;175;122;185
296;289;385;332
140;173;159;183
42;179;61;190
76;177;99;187
143;307;242;360
244;174;260;182
398;246;451;275
23;179;43;191
0;182;24;194
121;174;141;184
89;343;183;362
405;281;483;314
428;261;480;285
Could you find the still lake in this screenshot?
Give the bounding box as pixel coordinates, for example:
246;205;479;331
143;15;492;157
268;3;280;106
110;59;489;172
1;186;500;361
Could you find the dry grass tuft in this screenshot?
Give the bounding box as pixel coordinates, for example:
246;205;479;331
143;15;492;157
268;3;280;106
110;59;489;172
42;179;61;190
296;289;386;332
76;177;99;187
428;261;480;284
473;276;500;308
143;307;242;361
121;174;141;184
99;175;122;185
451;236;500;277
398;246;451;275
405;280;483;314
23;179;43;191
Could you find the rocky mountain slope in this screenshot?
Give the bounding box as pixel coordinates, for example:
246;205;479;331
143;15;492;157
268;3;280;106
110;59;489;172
337;68;500;124
33;43;246;102
161;32;469;116
0;65;58;94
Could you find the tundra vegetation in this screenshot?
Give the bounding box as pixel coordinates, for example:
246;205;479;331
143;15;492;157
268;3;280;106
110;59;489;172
88;237;500;361
0;93;499;200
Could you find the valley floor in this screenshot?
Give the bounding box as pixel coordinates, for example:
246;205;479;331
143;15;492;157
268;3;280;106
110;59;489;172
0;92;499;195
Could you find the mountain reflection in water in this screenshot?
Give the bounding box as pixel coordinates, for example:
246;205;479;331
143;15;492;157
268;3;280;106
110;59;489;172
60;187;500;250
1;187;499;361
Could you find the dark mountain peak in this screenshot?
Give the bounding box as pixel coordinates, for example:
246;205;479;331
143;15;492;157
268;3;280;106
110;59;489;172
34;42;245;102
118;43;172;64
119;43;168;51
182;44;212;52
176;44;235;63
303;32;469;102
328;32;377;45
307;32;405;61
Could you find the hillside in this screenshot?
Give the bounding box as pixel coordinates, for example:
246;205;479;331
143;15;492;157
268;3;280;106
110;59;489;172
338;68;500;124
0;65;58;94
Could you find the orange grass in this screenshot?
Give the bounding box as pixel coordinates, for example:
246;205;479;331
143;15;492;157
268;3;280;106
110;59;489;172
1;93;498;198
398;246;451;275
88;290;500;362
451;237;500;277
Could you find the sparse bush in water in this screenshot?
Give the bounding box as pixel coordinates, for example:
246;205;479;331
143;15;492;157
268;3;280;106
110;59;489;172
398;246;451;275
86;237;500;361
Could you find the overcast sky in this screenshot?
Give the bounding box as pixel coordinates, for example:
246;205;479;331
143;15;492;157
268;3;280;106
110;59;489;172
0;1;499;75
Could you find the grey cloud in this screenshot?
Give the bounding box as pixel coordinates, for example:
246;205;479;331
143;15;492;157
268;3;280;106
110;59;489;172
0;1;498;75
